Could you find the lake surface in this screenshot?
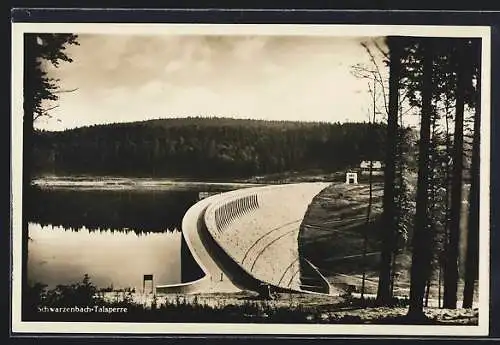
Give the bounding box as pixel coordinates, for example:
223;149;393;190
27;178;253;291
28;223;182;291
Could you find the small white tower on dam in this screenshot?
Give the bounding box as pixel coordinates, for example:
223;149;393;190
345;172;358;184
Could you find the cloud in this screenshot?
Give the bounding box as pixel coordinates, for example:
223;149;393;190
40;34;388;131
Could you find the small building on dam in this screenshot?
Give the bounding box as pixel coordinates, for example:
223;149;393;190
156;183;332;296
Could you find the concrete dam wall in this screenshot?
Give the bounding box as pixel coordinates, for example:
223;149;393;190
156;182;332;295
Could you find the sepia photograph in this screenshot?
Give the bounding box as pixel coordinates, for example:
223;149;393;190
10;22;491;336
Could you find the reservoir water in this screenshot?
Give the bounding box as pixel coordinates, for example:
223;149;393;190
27;178;254;291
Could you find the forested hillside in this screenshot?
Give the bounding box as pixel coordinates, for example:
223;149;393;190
33;117;392;178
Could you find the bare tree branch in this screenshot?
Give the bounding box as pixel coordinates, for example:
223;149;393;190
401;105;417;116
33;88;77;123
33;105;60;121
53;87;78;94
361;42;390;116
399;89;411;107
373;39;390;60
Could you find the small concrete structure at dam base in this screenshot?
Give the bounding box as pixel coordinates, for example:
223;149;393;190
156;182;333;296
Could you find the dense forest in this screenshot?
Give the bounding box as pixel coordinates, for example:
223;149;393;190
32;117;392;178
372;37;481;317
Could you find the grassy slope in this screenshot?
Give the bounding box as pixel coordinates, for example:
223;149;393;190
299;181;479;304
299;182;384;291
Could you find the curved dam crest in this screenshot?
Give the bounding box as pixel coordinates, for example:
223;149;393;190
156;182;332;295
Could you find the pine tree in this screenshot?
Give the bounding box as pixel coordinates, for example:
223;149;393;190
408;38;434;318
23;33;79;316
443;41;467;309
377;36;401;305
462;49;481;308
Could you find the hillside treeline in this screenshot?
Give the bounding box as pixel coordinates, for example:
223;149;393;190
33;117;388;178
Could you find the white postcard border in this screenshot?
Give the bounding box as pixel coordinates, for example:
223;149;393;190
10;22;491;336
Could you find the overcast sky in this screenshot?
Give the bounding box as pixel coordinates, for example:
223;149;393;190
38;34;389;131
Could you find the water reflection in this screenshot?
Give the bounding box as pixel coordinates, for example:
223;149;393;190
25;183;245;290
28;223;182;290
27;188;200;233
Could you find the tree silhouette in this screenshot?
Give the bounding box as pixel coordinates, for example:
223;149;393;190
442;41;468;309
376;36;401;305
23;33;78;318
462;69;480;308
408;38;434;318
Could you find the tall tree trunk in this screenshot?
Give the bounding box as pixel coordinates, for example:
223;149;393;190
425;279;431;307
443;42;467;310
390;251;397;296
362;80;377;299
22;34;37;317
408;39;433;318
427;97;440;308
391;96;405;296
361;182;370;299
462;64;481;309
377;36;400;305
442;95;452;309
438;263;443;308
361;159;372;300
429;101;437;288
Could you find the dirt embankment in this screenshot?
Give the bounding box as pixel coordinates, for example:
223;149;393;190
299;182;384;288
298;182;479;306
